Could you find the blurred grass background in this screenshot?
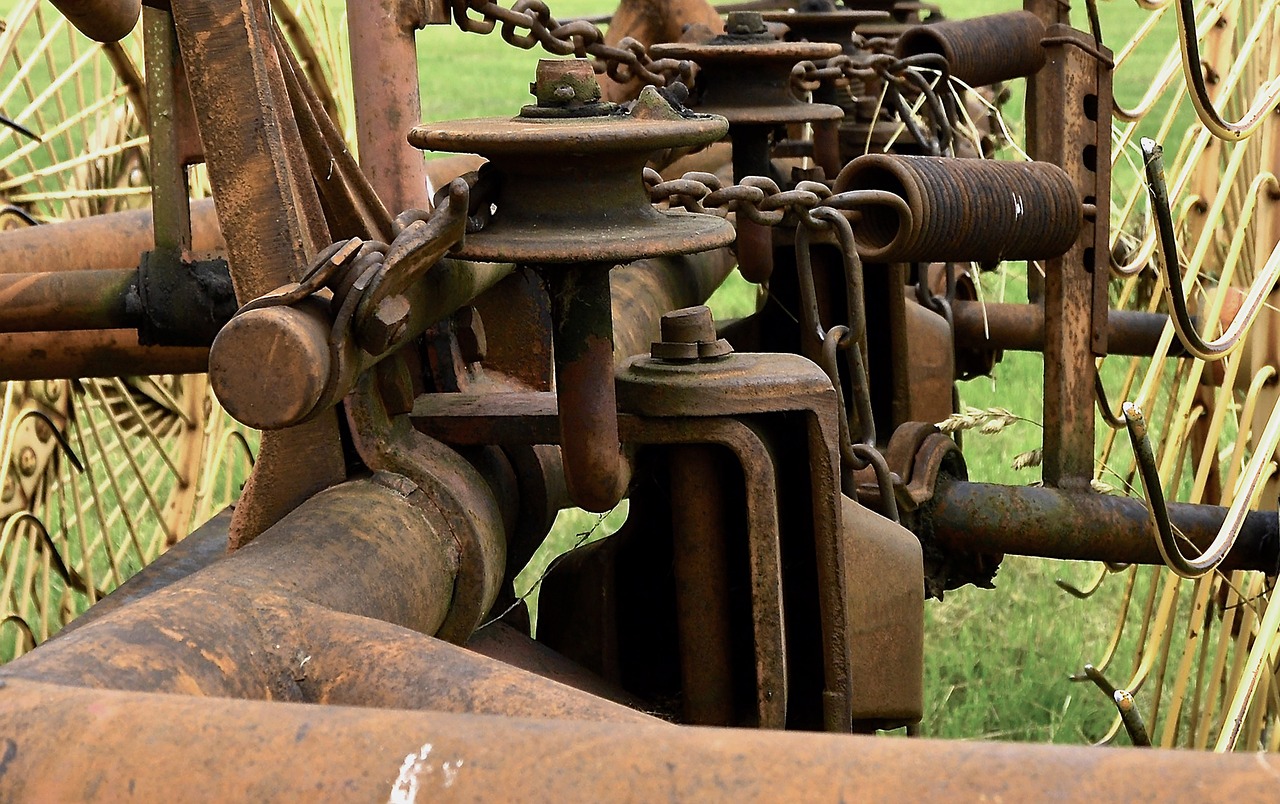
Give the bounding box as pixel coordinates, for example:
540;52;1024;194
406;0;1179;742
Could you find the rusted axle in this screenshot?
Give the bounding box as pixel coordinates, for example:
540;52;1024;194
929;480;1280;573
0;270;136;333
952;301;1181;357
5;677;1280;798
0;330;207;380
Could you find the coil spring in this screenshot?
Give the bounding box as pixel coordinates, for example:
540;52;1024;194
895;11;1046;89
833;154;1081;263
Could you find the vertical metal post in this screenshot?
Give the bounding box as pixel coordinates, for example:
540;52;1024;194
1035;27;1113;488
142;7;191;259
347;0;433;212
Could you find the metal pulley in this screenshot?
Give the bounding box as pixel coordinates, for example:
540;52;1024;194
410;59;735;512
651;12;845;181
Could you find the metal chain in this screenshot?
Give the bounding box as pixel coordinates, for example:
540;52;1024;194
449;0;692;89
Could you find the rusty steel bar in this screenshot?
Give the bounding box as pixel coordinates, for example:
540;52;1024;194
0;270;136;333
48;0;141;42
0;330;207;380
6;677;1280;799
348;0;431;212
546;267;631;513
0;199;223;275
951;301;1181;357
928;480;1280;573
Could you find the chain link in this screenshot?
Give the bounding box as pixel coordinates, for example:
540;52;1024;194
449;0;692;89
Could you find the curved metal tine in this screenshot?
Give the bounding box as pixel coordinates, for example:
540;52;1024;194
0;613;37;652
1172;0;1280;141
11;408;83;473
1142;138;1280;361
3;511;99;598
1124;397;1280;578
1083;664;1152;747
1055;564;1109;599
1094;368;1127;430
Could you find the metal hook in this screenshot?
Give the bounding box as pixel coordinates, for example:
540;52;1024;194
1094;369;1126;430
1123;399;1280;578
1141;138;1280;362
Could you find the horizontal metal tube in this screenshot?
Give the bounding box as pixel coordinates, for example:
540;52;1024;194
0;198;223;274
0;269;136;332
4;677;1280;799
48;0;140;42
929;480;1279;573
952;301;1181;357
0;329;207;379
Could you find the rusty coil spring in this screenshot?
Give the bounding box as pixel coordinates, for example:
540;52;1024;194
832;154;1081;263
895;11;1047;90
450;0;692;89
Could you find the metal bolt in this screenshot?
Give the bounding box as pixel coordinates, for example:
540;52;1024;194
17;447;37;477
724;11;767;36
42;380;61;402
364;295;413;356
651;305;734;362
455;306;488;364
33;417;51;444
531;58;601;108
2;476;15;503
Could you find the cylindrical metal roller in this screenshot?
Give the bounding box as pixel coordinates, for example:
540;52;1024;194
895;11;1047;88
834;154;1081;263
49;0;141;43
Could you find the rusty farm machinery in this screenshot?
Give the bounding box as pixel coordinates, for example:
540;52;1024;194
0;0;1279;796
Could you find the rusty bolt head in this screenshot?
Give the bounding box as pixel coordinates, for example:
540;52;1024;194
724;11;768;36
651;305;734;362
1;476;14;503
17;447;37;477
33;417;52;444
531;58;601;107
455;307;488;364
364;295;413;356
41;380;62;402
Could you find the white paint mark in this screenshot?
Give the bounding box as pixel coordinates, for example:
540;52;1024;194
389;743;433;804
1012;191;1024;218
441;760;464;789
388;743;465;801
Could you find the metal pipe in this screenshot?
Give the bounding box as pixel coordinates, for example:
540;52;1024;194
5;677;1280;798
0;198;223;274
0;269;136;332
48;0;141;42
951;301;1181;357
547;267;630;513
348;0;430;212
928;480;1280;573
0;330;207;380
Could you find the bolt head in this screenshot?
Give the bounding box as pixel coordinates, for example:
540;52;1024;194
17;447;37;477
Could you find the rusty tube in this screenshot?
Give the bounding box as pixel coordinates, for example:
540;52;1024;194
928;480;1280;573
348;0;431;211
48;0;140;42
0;329;207;380
834;155;1080;263
0;269;136;332
547;267;630;512
951;301;1182;357
896;11;1047;88
6;677;1280;798
0;198;223;274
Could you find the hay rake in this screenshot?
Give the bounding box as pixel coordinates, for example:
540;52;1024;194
0;0;1278;796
